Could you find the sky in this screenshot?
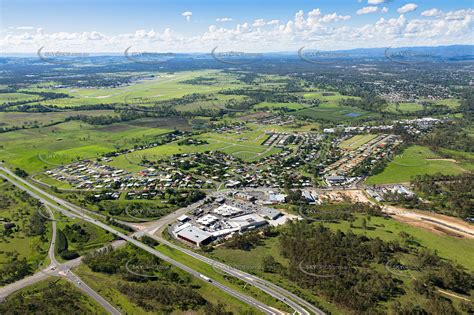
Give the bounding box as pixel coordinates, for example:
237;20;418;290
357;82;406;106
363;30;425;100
1;0;473;53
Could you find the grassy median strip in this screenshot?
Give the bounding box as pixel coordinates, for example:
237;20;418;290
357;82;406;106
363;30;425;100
156;243;293;313
74;256;262;314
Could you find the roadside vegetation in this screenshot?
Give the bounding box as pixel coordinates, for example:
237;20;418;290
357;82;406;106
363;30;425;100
77;244;259;314
0;278;105;314
0;58;472;314
203;205;473;314
0;181;51;285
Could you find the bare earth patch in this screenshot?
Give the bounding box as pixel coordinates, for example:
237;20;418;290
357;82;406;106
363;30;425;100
384;206;474;239
425;158;458;163
237;112;272;121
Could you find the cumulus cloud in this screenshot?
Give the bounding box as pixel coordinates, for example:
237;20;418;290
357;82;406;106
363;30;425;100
421;8;442;17
320;12;351;23
181;11;192;22
2;7;473;53
368;0;386;4
445;9;472;21
15;26;36;30
7;26;44;32
252;19;266;27
216;17;233;22
357;6;388;15
397;3;418;14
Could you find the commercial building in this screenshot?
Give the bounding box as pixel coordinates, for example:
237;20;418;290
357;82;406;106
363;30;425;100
177;215;190;222
325;175;346;186
234;192;256;202
258;207;282;220
176;225;213;247
197;214;219;226
268;193;287;204
228;214;267;231
213;204;243;217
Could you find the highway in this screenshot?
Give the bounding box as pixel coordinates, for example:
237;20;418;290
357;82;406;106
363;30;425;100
138;199;324;315
0;239;127;301
149;234;322;315
0;166;283;315
0;194;122;314
62;269;121;315
43;205;59;266
125;192;324;314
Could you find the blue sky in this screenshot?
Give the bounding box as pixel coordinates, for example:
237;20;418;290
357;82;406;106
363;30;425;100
1;0;473;52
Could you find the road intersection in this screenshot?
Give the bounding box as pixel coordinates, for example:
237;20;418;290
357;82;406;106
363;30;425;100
0;164;322;315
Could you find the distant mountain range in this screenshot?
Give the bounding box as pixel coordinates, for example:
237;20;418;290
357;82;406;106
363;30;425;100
278;45;474;57
2;45;473;60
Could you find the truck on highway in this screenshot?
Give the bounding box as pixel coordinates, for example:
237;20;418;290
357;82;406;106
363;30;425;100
199;274;212;282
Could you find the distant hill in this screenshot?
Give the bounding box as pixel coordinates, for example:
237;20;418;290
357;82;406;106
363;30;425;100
1;45;473;63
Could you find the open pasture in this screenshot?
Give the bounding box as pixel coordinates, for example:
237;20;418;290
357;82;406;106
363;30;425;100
253;102;306;111
0;110;117;127
294;103;375;122
108;126;279;171
173;94;247;112
0;92;41;105
432;98;460;108
24;70;244;108
340;134;377;150
303;91;360;102
0;120;171;173
386;102;424;113
365;145;469;184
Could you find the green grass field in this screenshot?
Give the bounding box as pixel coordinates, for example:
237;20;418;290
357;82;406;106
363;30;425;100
385;99;461;113
0;110;117;127
0;120;172;173
0;92;41;105
365;145;469;184
295;91;372;122
108;125;280;171
302;91;360;102
294;103;376;122
432;98;461;108
253;102;306;111
32;173;74;189
173;94;247;112
23;70;245;108
438;148;474;172
340;134;377;150
386;102;424;113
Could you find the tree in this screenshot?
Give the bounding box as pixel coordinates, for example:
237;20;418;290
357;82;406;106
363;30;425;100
262;255;279;273
14;167;28;178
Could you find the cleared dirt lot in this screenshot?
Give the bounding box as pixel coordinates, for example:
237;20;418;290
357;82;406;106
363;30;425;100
382;205;474;239
323;189;474;239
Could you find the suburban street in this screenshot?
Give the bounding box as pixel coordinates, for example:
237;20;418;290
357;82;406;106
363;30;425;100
0;194;122;314
0;165;311;315
3;163;469;315
1;9;472;314
136;192;324;315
